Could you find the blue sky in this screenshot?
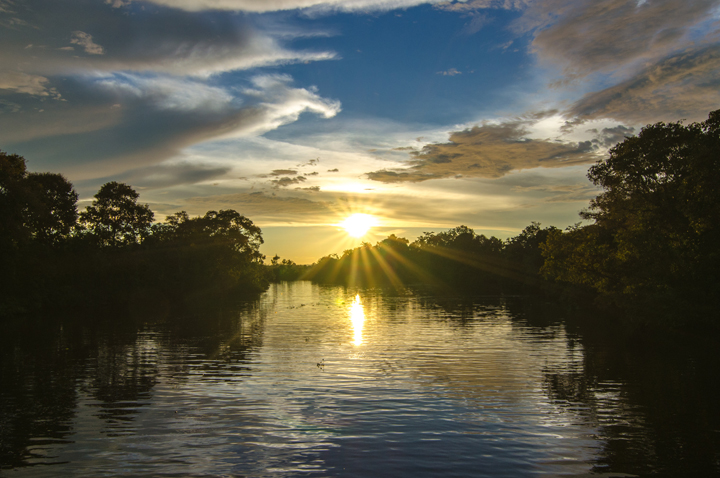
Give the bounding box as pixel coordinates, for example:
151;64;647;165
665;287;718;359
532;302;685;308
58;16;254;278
2;0;719;262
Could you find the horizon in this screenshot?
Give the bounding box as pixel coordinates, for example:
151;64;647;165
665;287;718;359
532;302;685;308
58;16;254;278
2;0;718;263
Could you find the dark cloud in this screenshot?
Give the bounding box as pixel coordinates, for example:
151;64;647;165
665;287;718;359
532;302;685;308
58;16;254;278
0;77;268;177
515;0;717;78
366;119;601;183
568;45;720;124
298;158;320;166
0;0;333;78
114;162;231;190
271;176;307;188
0;0;340;180
593;125;635;148
327;168;339;172
0;71;339;179
270;169;299;176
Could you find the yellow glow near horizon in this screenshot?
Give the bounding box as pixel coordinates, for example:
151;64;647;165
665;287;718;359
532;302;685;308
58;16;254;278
339;213;377;238
349;294;365;346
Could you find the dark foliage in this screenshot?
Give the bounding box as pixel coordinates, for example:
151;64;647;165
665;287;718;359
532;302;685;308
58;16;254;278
265;255;312;282
0;152;268;318
305;224;559;295
542;110;720;324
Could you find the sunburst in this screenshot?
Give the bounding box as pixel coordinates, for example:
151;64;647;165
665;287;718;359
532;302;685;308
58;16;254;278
339;213;377;238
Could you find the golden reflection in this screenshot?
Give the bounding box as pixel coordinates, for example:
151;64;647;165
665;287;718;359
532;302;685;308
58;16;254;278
349;294;365;346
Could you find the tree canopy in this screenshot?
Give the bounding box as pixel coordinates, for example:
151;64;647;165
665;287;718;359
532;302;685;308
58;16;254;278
542;110;720;319
0;151;78;248
79;181;154;247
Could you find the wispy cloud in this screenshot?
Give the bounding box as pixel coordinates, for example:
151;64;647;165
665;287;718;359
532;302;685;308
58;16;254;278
130;0;448;13
0;73;341;179
186;191;332;222
437;68;462;76
568;44;720;124
0;0;338;78
515;0;717;79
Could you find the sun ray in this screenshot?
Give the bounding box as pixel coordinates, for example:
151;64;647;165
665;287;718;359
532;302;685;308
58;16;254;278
339;213;377;238
368;246;405;289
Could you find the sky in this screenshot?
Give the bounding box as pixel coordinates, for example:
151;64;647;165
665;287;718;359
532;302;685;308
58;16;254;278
1;0;719;263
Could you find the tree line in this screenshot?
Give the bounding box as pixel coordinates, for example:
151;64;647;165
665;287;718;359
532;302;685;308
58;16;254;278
3;109;718;324
307;110;720;325
0;153;268;317
305;223;556;294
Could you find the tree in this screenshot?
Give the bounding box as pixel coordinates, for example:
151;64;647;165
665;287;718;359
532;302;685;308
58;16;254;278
79;182;154;247
23;172;78;245
0;151;31;247
542;110;720;317
0;151;78;247
160;209;264;262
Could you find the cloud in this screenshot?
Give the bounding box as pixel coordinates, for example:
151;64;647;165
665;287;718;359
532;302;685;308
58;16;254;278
435;0;528;12
568;44;720;124
271;176;307;187
0;71;61;98
515;0;718;78
460;13;491;35
88;161;232;189
1;74;341;178
437;68;462;76
0;0;337;78
240;74;341;134
269;169;299;176
366;118;601;183
186;191;331;222
504;178;599;203
593;125;635;147
131;0;449;13
94;73;235;112
70;31;104;55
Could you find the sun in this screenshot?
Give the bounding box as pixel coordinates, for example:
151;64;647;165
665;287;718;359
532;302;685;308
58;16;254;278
339;213;377;238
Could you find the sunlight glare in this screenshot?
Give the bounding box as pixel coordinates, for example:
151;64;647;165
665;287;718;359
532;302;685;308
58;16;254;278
349;294;365;346
340;213;377;238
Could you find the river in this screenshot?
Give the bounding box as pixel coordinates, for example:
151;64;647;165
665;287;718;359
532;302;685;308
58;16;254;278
1;281;718;476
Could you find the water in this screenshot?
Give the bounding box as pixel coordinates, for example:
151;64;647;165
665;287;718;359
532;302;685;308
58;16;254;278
2;282;719;476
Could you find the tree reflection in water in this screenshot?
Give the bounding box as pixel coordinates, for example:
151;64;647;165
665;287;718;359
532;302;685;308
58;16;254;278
506;299;720;477
0;301;265;469
1;288;719;476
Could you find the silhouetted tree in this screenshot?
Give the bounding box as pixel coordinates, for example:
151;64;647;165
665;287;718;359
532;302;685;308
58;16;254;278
0;151;78;247
79;182;154;247
542;110;720;319
23;172;78;246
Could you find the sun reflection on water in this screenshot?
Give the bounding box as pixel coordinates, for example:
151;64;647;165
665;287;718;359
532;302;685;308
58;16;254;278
349;294;365;346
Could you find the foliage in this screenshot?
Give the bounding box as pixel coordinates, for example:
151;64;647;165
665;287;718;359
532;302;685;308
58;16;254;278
265;256;311;282
0;158;270;317
307;224;557;293
79;181;154;247
0;151;78;248
144;210;267;298
542;110;720;319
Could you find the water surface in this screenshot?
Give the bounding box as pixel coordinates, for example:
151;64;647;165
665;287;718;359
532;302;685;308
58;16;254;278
2;282;718;476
